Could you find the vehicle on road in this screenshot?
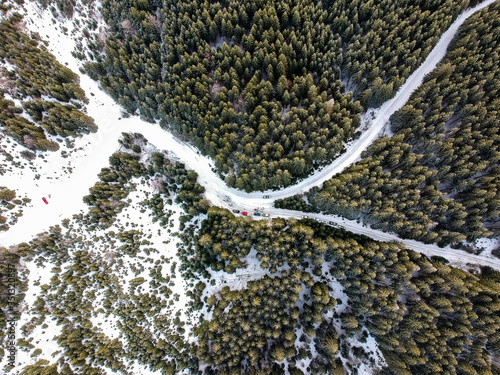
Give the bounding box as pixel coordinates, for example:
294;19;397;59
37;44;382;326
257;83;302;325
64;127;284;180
263;213;270;217
254;212;261;216
263;195;270;198
232;209;240;213
42;197;48;204
242;212;248;216
301;215;308;219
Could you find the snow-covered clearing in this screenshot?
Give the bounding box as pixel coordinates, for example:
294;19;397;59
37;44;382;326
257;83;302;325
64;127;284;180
202;247;269;294
3;178;194;374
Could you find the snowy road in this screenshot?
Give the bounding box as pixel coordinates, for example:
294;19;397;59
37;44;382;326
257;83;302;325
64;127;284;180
264;209;500;271
1;0;499;270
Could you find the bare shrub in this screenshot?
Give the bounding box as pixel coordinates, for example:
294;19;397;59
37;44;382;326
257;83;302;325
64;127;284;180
209;81;222;99
120;19;136;36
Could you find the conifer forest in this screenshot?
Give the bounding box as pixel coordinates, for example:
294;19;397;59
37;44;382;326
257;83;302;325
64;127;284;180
0;0;500;374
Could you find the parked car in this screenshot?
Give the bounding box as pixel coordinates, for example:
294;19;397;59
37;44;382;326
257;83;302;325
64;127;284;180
242;212;248;216
254;212;261;216
42;197;48;204
263;213;270;217
263;195;270;198
232;209;240;213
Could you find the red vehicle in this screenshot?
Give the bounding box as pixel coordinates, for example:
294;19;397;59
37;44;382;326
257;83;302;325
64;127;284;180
242;211;248;216
42;197;48;204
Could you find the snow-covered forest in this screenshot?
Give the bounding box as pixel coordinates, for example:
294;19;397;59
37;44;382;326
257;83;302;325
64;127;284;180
1;0;500;374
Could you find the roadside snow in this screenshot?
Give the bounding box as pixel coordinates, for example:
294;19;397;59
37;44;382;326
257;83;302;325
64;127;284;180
474;237;500;258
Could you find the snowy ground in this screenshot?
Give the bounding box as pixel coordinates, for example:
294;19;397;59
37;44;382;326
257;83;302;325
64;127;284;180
3;178;194;374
